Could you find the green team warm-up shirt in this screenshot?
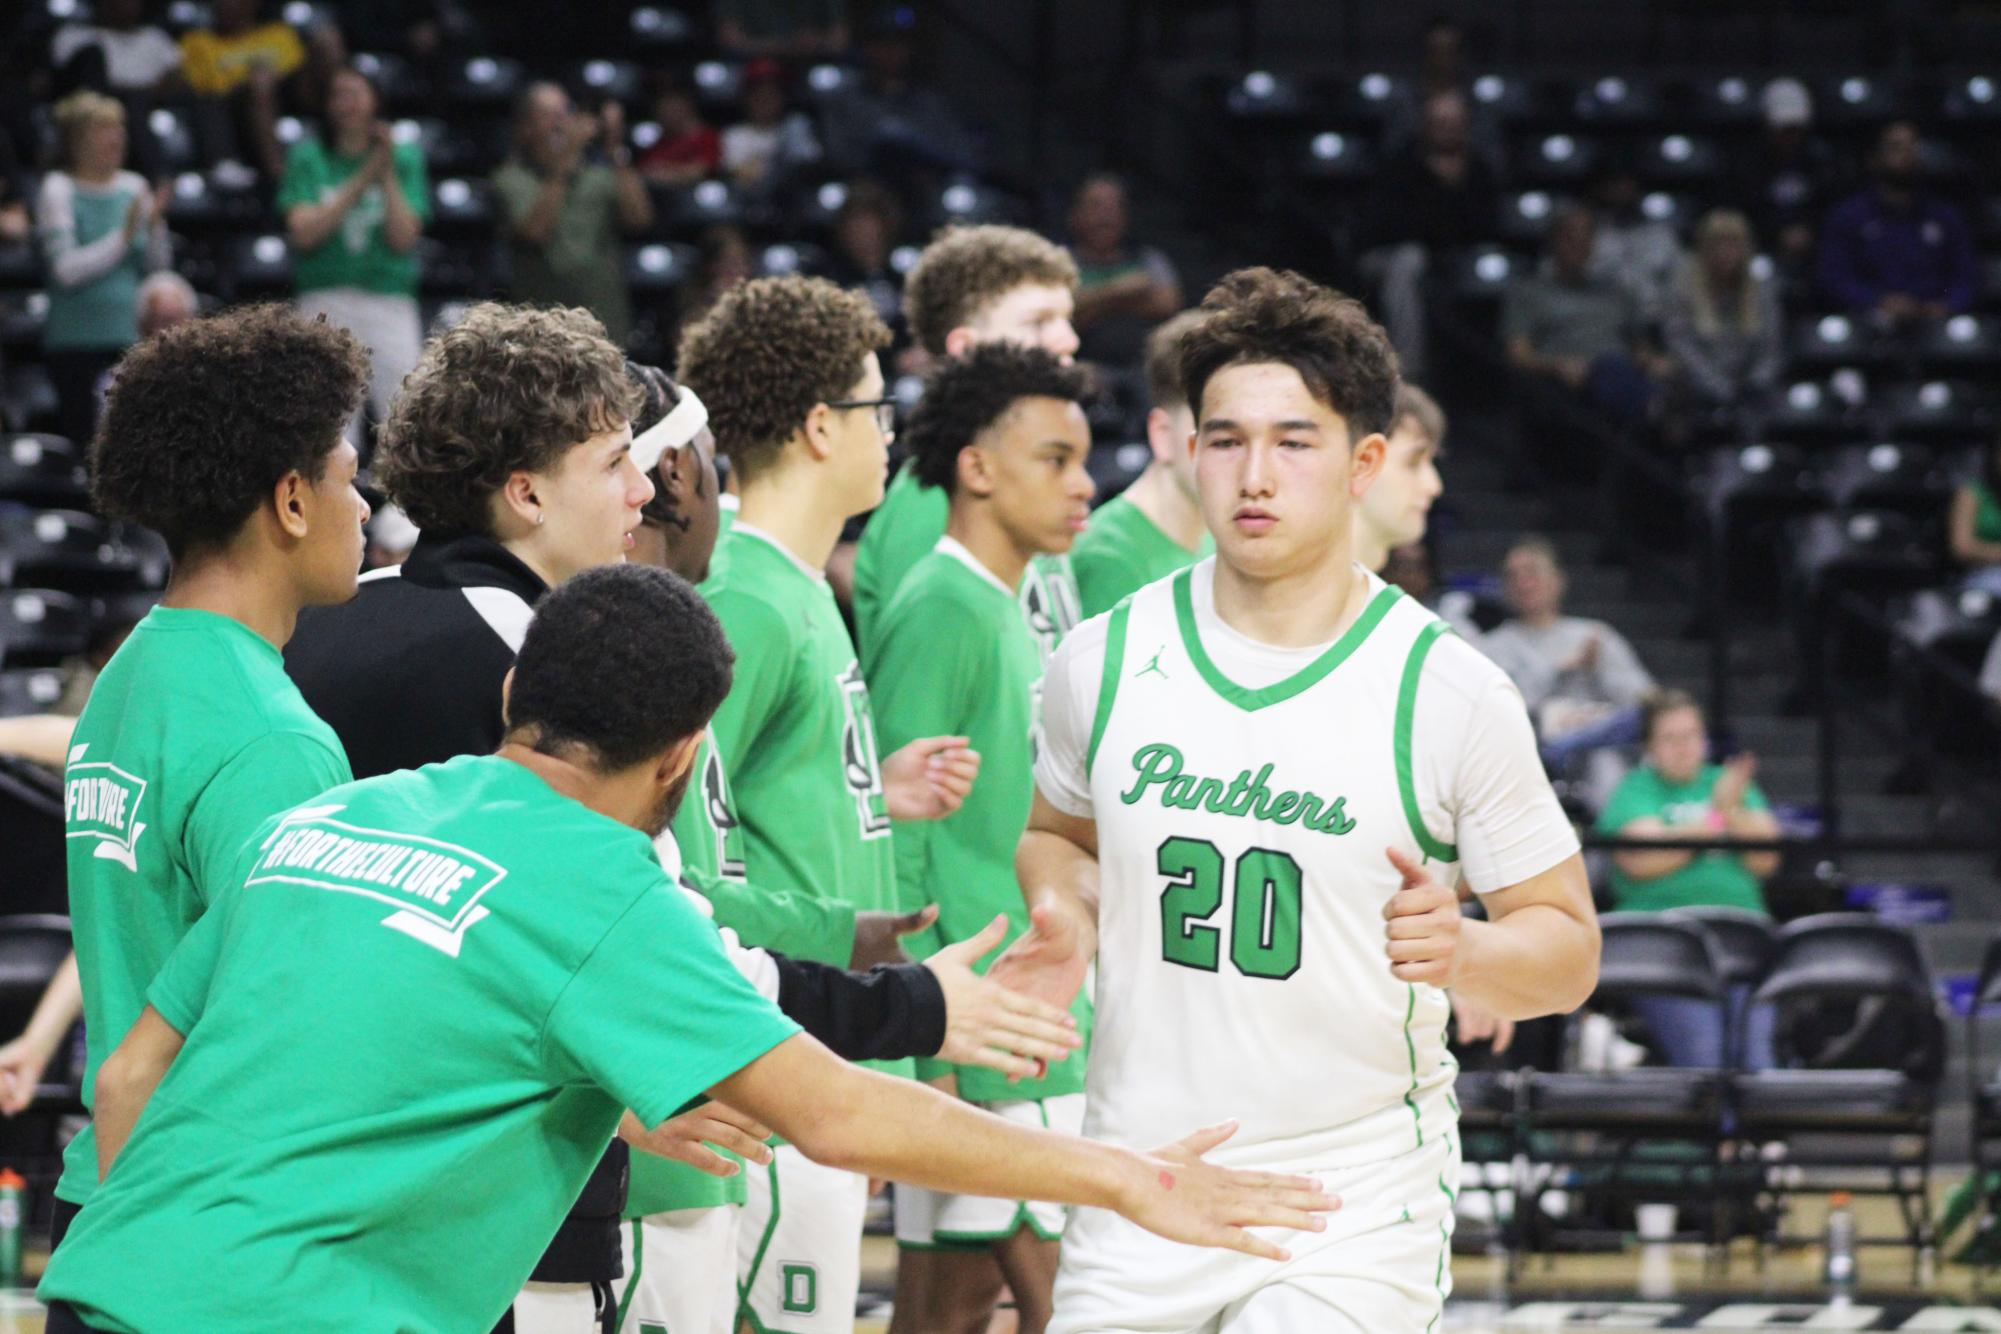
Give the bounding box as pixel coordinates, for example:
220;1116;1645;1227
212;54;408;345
58;607;351;1208
853;461;1081;664
40;755;799;1334
867;539;1091;1102
1068;490;1212;620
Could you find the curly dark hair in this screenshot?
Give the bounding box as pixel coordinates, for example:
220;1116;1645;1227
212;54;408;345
902;225;1078;357
374;303;641;538
91;303;367;559
904;343;1089;495
509;563;735;772
675;276;889;482
1178;267;1399;440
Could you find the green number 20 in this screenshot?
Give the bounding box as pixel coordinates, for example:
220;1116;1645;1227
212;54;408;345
1157;836;1302;980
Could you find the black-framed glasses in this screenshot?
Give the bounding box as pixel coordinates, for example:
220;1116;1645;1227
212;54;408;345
826;396;896;434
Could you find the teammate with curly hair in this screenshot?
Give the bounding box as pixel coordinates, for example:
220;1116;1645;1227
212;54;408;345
45;304;369;1262
997;268;1600;1332
866;343;1096;1334
677;276;989;1333
851;224;1085;662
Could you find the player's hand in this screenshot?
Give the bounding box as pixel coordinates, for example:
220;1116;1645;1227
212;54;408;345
883;735;980;822
618;1103;773;1178
1450;992;1514;1054
1384;848;1462;987
1121;1121;1338;1261
850;904;937;970
985;896;1092;1013
0;1032;56;1117
926;914;1082;1081
1712;753;1756;816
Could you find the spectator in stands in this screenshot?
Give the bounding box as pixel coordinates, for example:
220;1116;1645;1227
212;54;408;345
1598;689;1778;1068
38;91;170;448
825;181;905;329
1587;158;1684;329
280;65;428;446
1382;540;1486;644
1484;535;1655;803
820;11;979;185
493;82;653;345
1819;120;1977;328
1503;206;1666;420
719;60;821;202
1950;436;2001;595
637;77;720;187
1359;89;1499;381
1066;173;1181;372
136;269;198;338
177;0;304;184
1663;209;1784;417
1380;16;1504;167
680;223;754;325
714;0;849;60
1727;78;1840;279
50;0;183;178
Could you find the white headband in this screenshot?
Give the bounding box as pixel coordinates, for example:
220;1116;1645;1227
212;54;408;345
631;387;709;472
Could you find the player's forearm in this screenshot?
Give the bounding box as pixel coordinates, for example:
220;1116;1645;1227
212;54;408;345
93;1009;184;1179
1451;906;1600;1020
1015;827;1101;954
21;952;82;1053
794;1059;1140;1209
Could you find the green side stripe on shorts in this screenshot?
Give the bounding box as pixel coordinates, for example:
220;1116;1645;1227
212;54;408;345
1085;597;1132;780
738;1157;783;1331
1395;620;1459;864
614;1219;644;1332
1402;984;1423;1148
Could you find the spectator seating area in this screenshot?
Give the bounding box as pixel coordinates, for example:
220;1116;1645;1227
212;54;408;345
1207;63;2001;788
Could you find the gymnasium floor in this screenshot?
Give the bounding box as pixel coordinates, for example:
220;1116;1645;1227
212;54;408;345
4;1192;1992;1332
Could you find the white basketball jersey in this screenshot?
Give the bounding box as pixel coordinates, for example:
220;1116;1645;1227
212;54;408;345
1078;563;1477;1169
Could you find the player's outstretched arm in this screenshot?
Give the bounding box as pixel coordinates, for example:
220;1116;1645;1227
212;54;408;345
709;1033;1337;1261
1384;848;1599;1021
995;792;1101;1012
93;1005;185;1179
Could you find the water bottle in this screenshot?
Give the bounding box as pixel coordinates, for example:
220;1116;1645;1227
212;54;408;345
0;1168;24;1288
1823;1190;1857;1292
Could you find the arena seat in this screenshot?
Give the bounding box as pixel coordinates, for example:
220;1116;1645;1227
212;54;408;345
1917;314;2001;377
351;50;427;107
1789;313;1899;374
1818;442;1953;522
0;589;91;667
1635;132;1726;189
444;55;527;112
571;58;647;107
1889;585;2001;763
1294;130;1375;186
0;512;159;597
1881;378;1996;444
1513;130;1603;187
1521;916;1733;1251
1569;73;1669;127
228;234;297;300
1731;915;1942;1256
0;667;65;718
0;435;88;509
1695;443;1825;604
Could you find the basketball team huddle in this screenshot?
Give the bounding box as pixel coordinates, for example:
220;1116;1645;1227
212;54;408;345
18;222;1601;1334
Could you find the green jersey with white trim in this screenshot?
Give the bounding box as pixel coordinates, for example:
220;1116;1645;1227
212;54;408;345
1033;560;1577;1168
867;539;1091;1102
1069;490;1212;620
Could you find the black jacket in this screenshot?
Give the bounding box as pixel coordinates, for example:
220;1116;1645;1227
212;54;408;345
284;533;945;1282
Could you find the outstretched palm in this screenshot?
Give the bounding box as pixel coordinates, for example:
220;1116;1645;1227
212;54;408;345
986;899;1092;1013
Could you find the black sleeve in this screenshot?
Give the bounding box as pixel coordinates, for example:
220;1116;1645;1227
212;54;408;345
771;955;947;1062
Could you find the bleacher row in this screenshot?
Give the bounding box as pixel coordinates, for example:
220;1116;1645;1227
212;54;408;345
1203;61;2001;777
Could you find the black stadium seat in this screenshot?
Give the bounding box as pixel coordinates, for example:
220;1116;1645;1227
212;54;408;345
0;667;65;718
1818;442;1953;521
0;512;155;596
0;435;89;508
0;589;92;666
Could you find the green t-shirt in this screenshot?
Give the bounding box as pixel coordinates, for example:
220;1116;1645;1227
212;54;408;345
277;137;430;297
1070;490;1212;620
1596;763;1772;914
41;755;798;1334
491;158;632;342
854;461;1082;665
58;607;351;1207
867;540;1091;1102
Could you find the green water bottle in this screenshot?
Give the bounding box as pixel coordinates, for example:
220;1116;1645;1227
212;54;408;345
0;1168;24;1288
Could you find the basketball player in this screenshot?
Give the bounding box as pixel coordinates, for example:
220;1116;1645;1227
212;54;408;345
867;344;1096;1334
998;268;1599;1331
1068;311;1212;619
1352;382;1445;575
37;564;1338;1334
677;276;991;1333
48;306;368;1252
852;224;1086;662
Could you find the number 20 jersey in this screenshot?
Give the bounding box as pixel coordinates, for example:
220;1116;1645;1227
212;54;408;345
1036;560;1576;1169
